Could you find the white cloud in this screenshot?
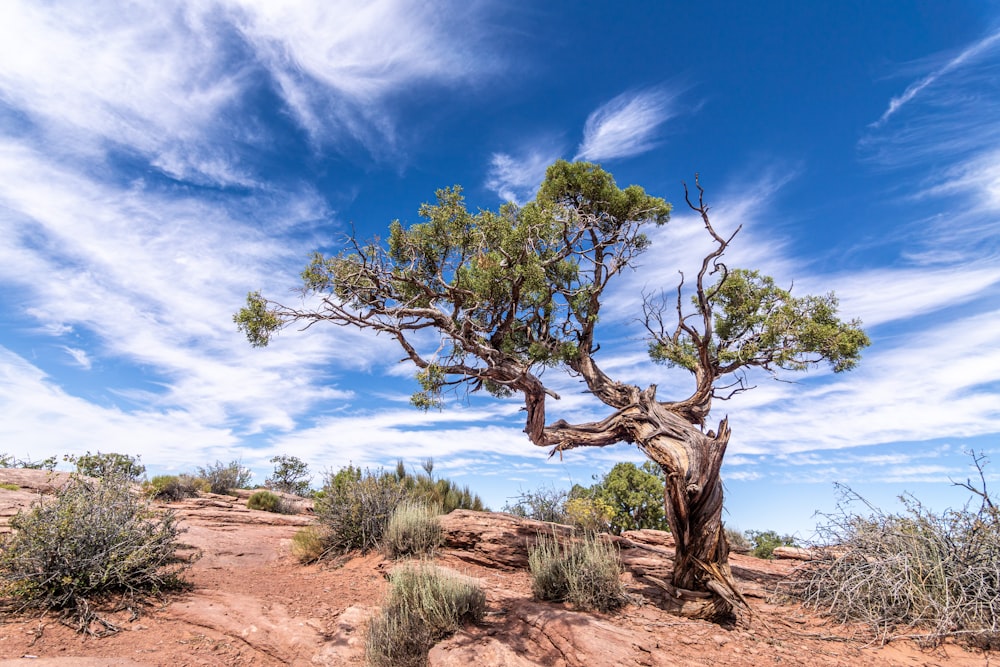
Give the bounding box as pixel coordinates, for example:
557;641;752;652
575;88;676;161
224;0;500;150
61;346;92;370
485;150;559;204
873;29;1000;127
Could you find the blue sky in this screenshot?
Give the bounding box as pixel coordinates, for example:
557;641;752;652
1;1;999;538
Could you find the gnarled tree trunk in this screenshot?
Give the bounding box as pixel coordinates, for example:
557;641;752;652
623;389;742;620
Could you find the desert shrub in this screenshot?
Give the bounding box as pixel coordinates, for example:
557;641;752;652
366;563;486;667
247;489;287;513
291;526;329;563
382;501;442;559
392;459;485;512
503;485;568;524
725;525;752;554
313;465;408;554
565;495;614;533
197;459;253;495
0;482;19;491
0;472;189;634
587;462;669;534
64;451;145;482
745;529;795;559
145;474;203;501
0;454;58;471
791;462;1000;648
266;454;311;496
528;530;627;612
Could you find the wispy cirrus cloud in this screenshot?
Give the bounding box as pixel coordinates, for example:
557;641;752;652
225;0;502;152
872;29;1000;128
575;88;676;161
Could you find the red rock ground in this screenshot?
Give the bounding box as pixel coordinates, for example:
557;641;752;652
0;470;993;666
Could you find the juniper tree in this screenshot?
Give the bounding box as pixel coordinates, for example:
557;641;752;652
236;160;869;619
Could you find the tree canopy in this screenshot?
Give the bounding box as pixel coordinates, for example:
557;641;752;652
237;160;869;618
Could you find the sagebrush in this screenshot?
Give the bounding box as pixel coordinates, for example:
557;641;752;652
382;501;442;559
529;530;627;612
197;459;253;495
0;472;190;634
366;563;486;667
314;466;408;554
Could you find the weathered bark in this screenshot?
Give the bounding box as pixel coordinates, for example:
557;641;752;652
524;381;744;621
624;391;743;620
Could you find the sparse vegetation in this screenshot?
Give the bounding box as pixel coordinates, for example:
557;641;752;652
365;563;486;667
247;489;289;513
266;455;312;496
145;474;206;501
528;530;627;613
290;526;329;564
0;472;190;634
313;465;408;554
197;459;253;495
382;500;442;559
503;485;569;524
724;526;752;554
0;482;19;491
0;453;58;471
791;453;1000;648
394;459;485;513
745;529;796;559
64;451;145;482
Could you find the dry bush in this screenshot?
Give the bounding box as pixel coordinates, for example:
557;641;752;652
0;472;190;634
790;456;1000;648
314;466;408;554
197;459;253;495
291;526;329;563
366;562;486;667
382;501;442;559
529;530;627;613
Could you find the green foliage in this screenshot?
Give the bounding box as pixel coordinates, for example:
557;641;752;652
366;563;486;667
64;451;145;482
588;462;669;534
649;268;870;377
794;477;1000;647
0;472;189;634
745;529;796;559
528;531;627;613
503;486;569;524
266;455;311;496
382;501;443;559
313;466;408;554
0;483;19;491
145;474;204;501
197;459;253;495
0;453;58;471
564;495;614;533
236;160;671;407
393;459;485;513
247;490;287;513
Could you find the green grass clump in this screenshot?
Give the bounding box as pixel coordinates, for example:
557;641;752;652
382;501;442;559
0;472;189;634
366;563;486;667
145;474;205;501
247;489;288;513
0;483;19;491
529;531;627;613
